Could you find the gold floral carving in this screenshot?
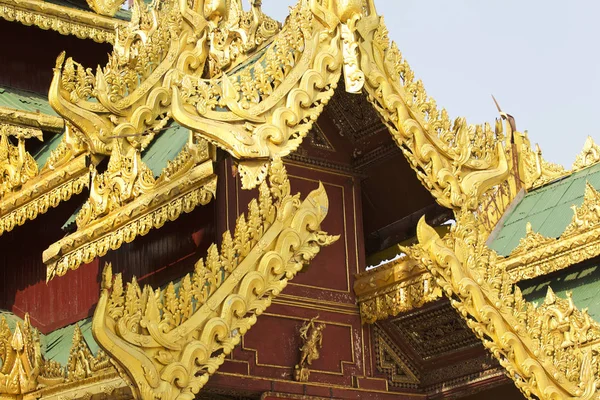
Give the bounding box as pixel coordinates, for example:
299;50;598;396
356;14;511;210
294;316;326;382
66;325;112;382
414;212;599;400
0;124;41;198
0;314;64;395
503;182;600;283
354;255;441;324
573;136;600;172
43;132;217;280
91;158;338;400
0;0;125;43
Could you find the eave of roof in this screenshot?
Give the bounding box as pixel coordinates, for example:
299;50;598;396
43;125;218;281
0;0;127;43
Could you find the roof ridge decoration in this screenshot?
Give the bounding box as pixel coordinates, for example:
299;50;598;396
0;122;89;237
91;158;339;400
414;212;600;400
49;0;355;189
573;136;600;172
0;124;42;197
509;222;555;257
0;313;131;399
518;132;568;189
43;131;217;280
0;0;126;43
503;181;600;282
47;0;519;210
0;314;64;395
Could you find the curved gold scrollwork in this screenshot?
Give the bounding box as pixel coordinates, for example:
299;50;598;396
92;158;338;399
355;14;510;210
414;212;599;400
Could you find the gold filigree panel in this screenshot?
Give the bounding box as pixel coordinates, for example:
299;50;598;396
43;132;217;280
354;256;441;324
91;159;338;400
414;211;599;400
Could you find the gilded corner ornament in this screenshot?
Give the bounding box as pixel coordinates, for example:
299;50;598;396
91;158;338;400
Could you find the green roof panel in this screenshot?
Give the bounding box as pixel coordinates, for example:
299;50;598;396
142;122;190;177
490;162;600;256
0;86;58;117
520;261;600;321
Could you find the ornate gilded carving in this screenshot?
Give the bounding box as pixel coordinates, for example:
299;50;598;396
354;256;441;324
44;132;217;280
414;211;599;399
372;326;420;387
503;182;600;282
294;316;326;382
66;325;112;382
519;132;568;189
0;314;64;395
0;0;125;43
0;124;41;198
563;182;600;237
510;222;555;257
573;136;600;172
91;158;338;400
356;15;511;210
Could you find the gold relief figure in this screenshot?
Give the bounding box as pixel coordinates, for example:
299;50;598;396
294;316;326;382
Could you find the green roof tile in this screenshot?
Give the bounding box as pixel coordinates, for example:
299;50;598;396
0;312;99;366
142;123;190;177
0;86;58;117
32;132;64;168
489;162;600;256
519;261;600;321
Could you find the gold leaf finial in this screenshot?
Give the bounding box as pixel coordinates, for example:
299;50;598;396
572;136;600;172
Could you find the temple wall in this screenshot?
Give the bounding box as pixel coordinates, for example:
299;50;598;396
207;159;419;399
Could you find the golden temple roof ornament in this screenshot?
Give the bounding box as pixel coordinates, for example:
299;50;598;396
0;314;64;395
0;123;89;237
573;136;600;172
43;131;217;280
415;212;599;399
91;158;338;399
66;325;112;382
0;124;42;198
501;181;600;283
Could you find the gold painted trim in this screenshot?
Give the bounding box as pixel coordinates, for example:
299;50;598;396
44;162;217;280
0;107;64;133
0;0;125;43
354;256;441;323
0;153;88;236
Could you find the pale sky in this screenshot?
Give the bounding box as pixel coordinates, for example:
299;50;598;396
265;0;600;168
